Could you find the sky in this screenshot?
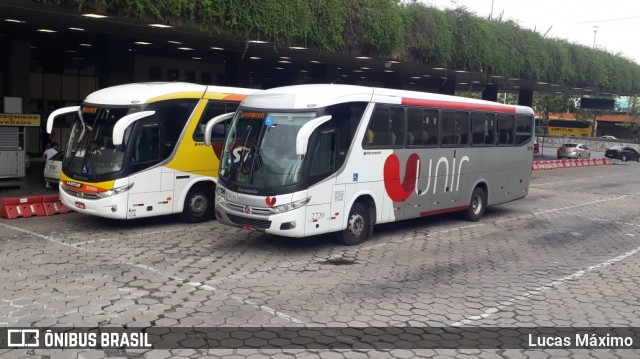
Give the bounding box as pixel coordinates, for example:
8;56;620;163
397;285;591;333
422;0;640;64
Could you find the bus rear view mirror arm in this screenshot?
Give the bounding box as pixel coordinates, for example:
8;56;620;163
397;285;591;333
47;106;80;134
204;112;235;146
295;115;332;156
112;111;155;146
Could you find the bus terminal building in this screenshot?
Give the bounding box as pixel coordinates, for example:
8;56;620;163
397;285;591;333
1;0;639;155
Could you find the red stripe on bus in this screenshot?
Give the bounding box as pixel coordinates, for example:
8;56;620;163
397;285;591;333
401;98;517;113
420;205;470;217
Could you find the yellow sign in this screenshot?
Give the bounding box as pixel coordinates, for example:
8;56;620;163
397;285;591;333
0;113;41;127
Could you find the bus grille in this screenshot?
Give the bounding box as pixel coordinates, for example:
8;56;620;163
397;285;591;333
61;186;101;200
227;214;271;230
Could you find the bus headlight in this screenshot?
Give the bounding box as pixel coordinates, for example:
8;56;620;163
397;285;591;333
96;183;134;198
215;187;226;205
273;197;311;214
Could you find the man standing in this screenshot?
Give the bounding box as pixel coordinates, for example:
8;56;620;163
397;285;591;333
42;142;59;188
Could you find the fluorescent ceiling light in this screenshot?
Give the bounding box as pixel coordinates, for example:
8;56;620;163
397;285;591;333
82;14;108;19
248;40;268;44
310;60;321;64
68;27;84;31
384;70;394;73
250;56;261;60
37;29;56;33
355;56;372;60
149;24;172;28
361;67;370;70
290;46;307;50
458;82;468;85
276;67;284;70
168;41;182;44
210;47;224;50
411;76;421;79
455;70;467;73
433;67;446;70
279;56;291;60
79;43;92;47
192;57;203;60
178;47;194;51
278;60;291;64
4;19;25;23
134;41;152;45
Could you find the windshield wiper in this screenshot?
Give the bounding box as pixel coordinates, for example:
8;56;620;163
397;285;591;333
250;146;272;196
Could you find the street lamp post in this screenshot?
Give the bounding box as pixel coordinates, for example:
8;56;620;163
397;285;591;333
592;26;599;49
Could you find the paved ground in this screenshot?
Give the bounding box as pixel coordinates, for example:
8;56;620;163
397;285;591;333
1;160;640;358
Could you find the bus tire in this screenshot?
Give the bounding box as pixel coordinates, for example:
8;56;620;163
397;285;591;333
180;184;214;223
339;202;370;246
465;186;486;222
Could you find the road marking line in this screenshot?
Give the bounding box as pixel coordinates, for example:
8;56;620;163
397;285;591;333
451;244;640;327
71;228;187;247
0;222;306;324
529;175;609;188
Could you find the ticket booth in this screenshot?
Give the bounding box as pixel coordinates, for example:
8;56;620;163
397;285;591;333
0;113;40;187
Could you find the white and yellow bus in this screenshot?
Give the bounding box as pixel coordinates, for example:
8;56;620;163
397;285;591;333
209;84;534;244
47;82;259;222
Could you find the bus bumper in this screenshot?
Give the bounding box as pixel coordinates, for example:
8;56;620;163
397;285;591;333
59;187;129;219
215;203;307;238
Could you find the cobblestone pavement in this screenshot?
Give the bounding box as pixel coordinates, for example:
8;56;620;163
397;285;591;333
1;162;640;358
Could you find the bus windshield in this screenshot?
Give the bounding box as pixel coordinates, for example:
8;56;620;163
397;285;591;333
64;106;137;179
219;110;317;189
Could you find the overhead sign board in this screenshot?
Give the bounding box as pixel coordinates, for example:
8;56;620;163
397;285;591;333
580;98;615;111
0;113;41;127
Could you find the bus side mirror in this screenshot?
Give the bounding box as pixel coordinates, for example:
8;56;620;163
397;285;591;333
47;106;80;134
204;112;235;146
295;115;332;156
112;111;155;146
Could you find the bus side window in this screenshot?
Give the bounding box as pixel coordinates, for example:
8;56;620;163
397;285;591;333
455;111;469;146
440;111;456;145
193;101;235;142
515;114;533;146
310;129;336;177
497;114;515;146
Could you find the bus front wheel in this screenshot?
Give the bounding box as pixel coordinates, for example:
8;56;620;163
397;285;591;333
339;202;370;246
181;185;214;223
465;187;486;222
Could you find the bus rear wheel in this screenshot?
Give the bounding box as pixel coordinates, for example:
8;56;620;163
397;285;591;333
339;202;370;246
465;187;486;222
181;184;214;223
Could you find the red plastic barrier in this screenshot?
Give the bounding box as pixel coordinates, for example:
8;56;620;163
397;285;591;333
604;158;612;165
42;195;71;215
0;196;45;219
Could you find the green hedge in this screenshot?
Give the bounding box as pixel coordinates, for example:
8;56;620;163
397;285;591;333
34;0;640;93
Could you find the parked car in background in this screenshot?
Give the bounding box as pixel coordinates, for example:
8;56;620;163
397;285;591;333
600;135;617;140
605;146;640;162
43;150;64;188
557;143;591;159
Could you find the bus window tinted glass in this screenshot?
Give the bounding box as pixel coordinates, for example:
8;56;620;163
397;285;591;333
194;101;237;142
471;112;495;146
364;106;403;147
497;114;515;146
440;111;456;145
455;111;469;145
515;115;533;145
407;109;438;146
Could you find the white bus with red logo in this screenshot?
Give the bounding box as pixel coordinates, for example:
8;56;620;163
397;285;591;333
207;84;534;245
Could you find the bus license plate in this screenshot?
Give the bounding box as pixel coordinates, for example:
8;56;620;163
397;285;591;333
242;224;257;232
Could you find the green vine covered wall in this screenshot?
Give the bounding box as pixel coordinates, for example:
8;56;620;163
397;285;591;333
33;0;640;94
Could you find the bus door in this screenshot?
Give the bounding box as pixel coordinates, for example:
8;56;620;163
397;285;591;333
125;119;167;218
